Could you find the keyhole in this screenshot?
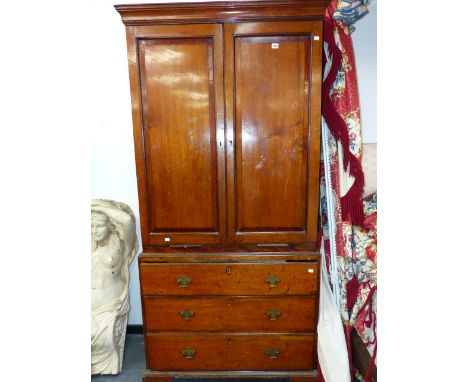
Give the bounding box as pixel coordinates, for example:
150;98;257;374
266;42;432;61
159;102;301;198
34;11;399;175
226;266;231;275
227;338;233;344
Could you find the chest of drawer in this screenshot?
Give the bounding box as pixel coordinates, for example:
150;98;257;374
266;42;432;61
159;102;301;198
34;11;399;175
140;262;318;296
146;333;316;371
143;296;317;332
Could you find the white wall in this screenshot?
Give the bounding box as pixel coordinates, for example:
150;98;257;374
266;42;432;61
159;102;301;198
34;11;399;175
91;1;143;325
92;0;377;325
353;0;377;143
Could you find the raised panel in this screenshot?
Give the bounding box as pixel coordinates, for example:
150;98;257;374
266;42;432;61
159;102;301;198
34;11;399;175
128;24;226;245
140;38;217;232
224;22;323;244
235;35;309;232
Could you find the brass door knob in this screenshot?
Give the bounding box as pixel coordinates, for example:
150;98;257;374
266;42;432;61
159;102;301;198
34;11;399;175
265;347;280;358
265;274;280;287
176;275;192;287
179;308;195;320
265;308;282;320
181;347;197;359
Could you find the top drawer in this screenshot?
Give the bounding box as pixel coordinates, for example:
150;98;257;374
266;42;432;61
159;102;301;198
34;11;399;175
140;262;318;296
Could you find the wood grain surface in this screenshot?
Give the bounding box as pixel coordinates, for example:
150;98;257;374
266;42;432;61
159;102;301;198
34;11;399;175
146;332;316;371
140;262;318;296
144;296;316;331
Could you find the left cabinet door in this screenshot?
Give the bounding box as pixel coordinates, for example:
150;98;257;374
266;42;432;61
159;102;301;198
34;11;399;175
126;24;226;245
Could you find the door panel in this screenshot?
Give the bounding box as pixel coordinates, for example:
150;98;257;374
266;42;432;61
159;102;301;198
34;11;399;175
140;38;216;232
129;24;226;245
235;35;309;232
224;22;323;243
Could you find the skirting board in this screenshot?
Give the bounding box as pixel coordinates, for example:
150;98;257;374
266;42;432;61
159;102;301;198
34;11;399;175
127;324;144;334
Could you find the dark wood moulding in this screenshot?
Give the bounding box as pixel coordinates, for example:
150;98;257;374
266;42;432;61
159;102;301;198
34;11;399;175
115;1;330;25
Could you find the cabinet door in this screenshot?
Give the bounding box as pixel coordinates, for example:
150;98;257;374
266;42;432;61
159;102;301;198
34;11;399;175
127;24;226;245
224;22;323;244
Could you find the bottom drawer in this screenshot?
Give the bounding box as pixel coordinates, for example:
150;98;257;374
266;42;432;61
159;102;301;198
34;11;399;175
146;333;315;371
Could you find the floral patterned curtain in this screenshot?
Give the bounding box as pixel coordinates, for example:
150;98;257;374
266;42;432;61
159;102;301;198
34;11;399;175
318;1;376;381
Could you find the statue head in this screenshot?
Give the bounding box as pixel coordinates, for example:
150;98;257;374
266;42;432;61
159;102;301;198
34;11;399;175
91;211;114;244
91;211;123;256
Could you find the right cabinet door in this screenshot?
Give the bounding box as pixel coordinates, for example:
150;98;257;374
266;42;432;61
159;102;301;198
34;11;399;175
224;21;323;244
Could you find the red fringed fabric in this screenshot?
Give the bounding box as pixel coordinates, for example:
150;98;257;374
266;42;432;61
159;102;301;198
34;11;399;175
322;3;365;225
317;362;325;382
344;276;360;376
318;2;375;381
346;275;360;313
357;284;377;382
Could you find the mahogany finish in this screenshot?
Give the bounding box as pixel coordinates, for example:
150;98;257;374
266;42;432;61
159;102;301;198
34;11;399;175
140;262;318;296
146;333;316;371
127;23;226;246
236;34;309;232
140;243;319;258
116;1;329;380
139;38;218;233
115;0;330;25
224;21;323;243
144;296;316;332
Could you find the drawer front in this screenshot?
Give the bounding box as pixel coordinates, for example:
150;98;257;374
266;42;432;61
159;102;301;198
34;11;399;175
144;296;316;331
146;333;315;371
140;262;318;296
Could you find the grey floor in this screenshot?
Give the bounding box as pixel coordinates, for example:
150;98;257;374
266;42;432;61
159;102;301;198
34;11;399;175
92;334;146;382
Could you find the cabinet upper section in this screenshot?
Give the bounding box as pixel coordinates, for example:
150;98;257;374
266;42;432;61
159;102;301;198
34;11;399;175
115;0;330;25
117;2;328;248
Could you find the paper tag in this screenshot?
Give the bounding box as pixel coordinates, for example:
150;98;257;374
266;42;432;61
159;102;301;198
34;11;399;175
164;237;171;242
271;43;279;49
308;269;314;273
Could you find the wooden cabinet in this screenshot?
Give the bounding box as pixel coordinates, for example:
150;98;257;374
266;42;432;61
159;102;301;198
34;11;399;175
115;1;329;381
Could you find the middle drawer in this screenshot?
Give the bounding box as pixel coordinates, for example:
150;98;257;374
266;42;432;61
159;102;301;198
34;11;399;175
144;296;316;331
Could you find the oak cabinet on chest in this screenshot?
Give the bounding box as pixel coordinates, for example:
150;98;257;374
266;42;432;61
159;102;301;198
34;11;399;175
115;1;329;381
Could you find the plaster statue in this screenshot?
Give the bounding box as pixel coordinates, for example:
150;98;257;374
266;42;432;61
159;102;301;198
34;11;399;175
91;199;138;375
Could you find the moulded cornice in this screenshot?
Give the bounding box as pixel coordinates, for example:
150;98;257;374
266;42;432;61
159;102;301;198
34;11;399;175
114;0;330;25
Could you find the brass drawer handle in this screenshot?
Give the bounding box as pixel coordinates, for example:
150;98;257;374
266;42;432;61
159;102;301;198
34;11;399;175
181;347;197;359
265;347;280;358
176;275;192;287
265;308;282;320
179;308;195;320
265;274;280;287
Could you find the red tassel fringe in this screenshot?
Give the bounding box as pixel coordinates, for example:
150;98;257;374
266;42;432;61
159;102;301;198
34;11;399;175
346;275;360;313
322;6;365;225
